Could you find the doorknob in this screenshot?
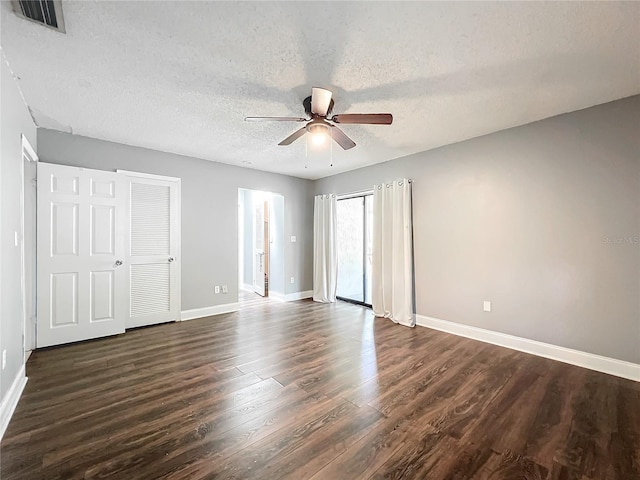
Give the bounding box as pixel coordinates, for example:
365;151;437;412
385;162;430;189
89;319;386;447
168;257;175;262
115;260;123;266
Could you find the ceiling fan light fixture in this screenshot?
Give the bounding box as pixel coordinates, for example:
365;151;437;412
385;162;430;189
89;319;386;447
307;123;330;135
306;122;330;145
311;131;327;145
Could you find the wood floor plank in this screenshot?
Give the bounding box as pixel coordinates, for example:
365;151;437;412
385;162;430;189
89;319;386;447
477;449;549;480
367;430;456;480
522;363;588;469
456;354;549;451
83;385;325;479
205;398;361;480
426;347;519;439
241;403;385;480
610;384;640;478
551;371;631;479
1;296;637;479
309;413;435;480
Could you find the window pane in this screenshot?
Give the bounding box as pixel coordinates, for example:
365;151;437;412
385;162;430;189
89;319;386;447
337;197;364;302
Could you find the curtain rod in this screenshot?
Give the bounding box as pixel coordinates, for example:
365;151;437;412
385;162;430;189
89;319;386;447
375;178;413;189
337;188;374;199
333;179;413;199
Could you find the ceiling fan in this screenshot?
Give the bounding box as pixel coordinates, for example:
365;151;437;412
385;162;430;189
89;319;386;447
244;87;393;150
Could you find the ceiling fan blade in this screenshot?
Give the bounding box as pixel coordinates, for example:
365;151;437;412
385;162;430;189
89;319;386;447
331;113;393;125
244;116;307;122
330;126;356;150
311;87;333;116
278;126;307;146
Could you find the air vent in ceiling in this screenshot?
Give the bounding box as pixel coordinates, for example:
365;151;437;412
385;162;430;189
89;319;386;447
12;0;65;33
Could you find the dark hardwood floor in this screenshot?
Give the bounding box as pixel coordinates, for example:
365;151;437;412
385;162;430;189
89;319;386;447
1;299;638;479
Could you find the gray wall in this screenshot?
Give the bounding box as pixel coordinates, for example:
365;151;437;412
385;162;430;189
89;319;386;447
0;57;37;401
37;129;314;311
315;96;640;364
240;189;254;287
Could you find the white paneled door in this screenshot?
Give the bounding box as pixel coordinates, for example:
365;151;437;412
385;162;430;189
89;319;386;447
37;163;127;348
121;172;181;328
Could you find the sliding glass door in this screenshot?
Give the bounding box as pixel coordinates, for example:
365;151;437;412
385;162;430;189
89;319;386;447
336;194;373;306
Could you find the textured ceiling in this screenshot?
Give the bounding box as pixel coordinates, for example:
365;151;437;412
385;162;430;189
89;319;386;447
1;1;639;179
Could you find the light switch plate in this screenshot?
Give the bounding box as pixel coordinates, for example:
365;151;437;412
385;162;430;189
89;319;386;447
483;301;491;312
290;236;297;243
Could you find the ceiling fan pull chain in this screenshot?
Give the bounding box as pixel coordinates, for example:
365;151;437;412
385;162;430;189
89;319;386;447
330;128;333;167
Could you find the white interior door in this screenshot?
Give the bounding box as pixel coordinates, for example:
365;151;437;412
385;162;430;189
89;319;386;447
122;171;181;328
37;163;127;348
254;201;266;296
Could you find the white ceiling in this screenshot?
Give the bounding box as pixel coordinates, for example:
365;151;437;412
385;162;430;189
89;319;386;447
1;1;639;180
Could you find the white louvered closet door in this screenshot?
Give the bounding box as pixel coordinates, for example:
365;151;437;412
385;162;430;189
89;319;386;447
122;172;181;328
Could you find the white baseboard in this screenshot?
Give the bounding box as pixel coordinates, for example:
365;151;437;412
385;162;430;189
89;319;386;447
0;365;28;441
416;314;640;382
269;291;286;302
181;303;240;321
284;290;313;302
240;283;254;292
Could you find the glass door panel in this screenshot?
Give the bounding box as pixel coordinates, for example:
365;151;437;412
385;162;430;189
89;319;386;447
337;197;364;302
337;194;373;306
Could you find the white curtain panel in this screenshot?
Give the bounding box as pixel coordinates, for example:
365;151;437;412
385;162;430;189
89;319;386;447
313;194;338;303
372;179;415;326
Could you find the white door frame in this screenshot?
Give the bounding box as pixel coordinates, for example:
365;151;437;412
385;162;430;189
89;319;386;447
21;135;38;359
253;200;265;296
238;191;244;291
238;189;285;301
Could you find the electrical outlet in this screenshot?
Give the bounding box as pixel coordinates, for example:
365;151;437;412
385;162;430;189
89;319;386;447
2;350;6;370
290;276;295;284
215;286;220;294
290;236;296;243
222;285;228;294
483;301;491;312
